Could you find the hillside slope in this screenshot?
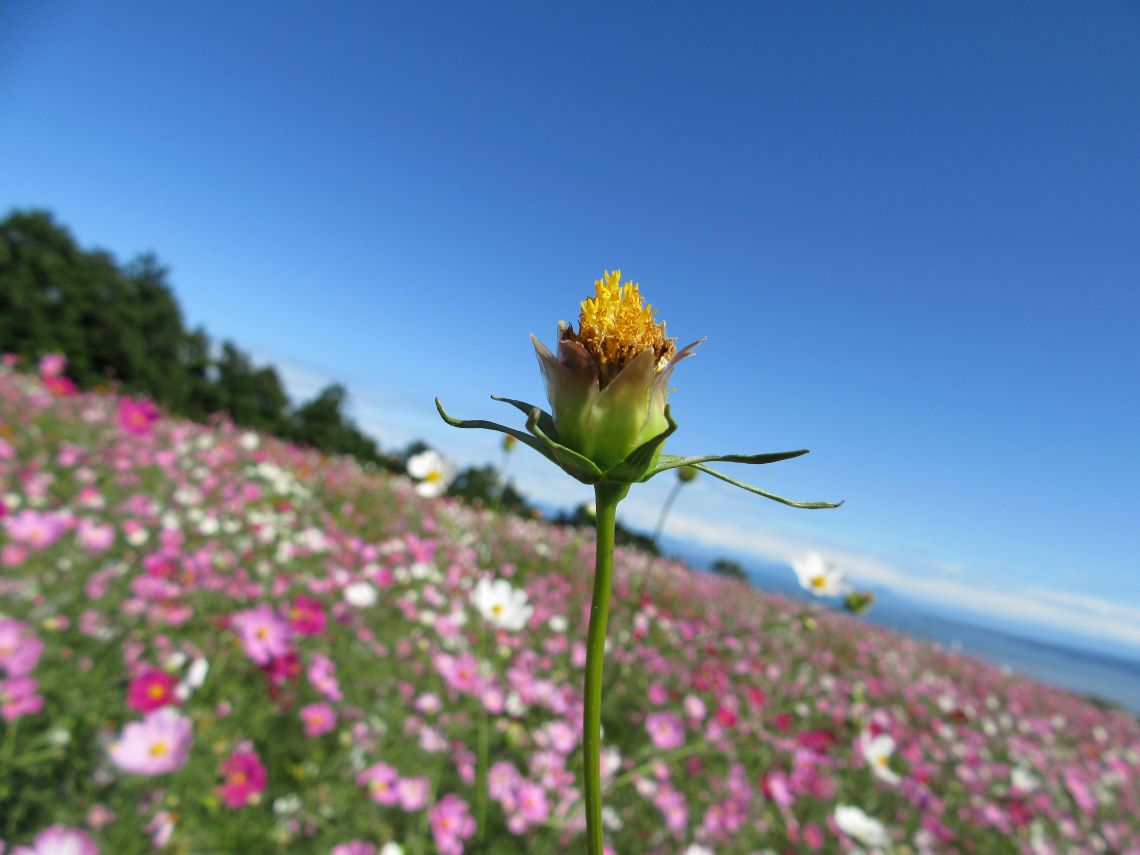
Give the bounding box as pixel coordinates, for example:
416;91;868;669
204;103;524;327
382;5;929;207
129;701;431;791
1;362;1137;854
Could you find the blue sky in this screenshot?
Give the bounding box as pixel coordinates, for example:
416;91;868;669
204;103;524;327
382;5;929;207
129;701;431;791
2;2;1138;648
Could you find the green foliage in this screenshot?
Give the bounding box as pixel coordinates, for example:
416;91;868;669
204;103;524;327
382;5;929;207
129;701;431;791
553;504;660;555
447;464;531;515
0;208;393;468
710;558;749;582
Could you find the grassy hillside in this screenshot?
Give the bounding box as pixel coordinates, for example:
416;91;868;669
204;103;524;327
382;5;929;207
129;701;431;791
1;360;1138;854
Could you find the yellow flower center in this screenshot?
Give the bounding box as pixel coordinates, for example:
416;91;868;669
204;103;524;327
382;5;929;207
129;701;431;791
810;575;827;589
491;604;504;615
149;740;170;757
571;270;676;386
424;470;443;483
148;684;166;699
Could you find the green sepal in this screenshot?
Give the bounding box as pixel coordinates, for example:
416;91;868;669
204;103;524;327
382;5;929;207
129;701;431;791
690;463;844;509
434;398;559;466
525;407;605;484
642;448;809;480
490;396;560;441
603;406;678;483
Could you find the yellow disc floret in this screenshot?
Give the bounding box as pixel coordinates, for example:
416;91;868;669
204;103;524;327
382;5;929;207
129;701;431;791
571;270;676;386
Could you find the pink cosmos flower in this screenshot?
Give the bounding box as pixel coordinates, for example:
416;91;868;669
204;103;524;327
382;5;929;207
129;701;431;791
43;375;77;396
288;595;327;636
646;712;685;751
300;702;337;737
397;776;430;811
308;652;343;701
0;676;44;721
76;519;115;553
109;708;193;775
218;744;268;808
357;763;400;806
117;397;160;436
330;844;377;855
38;354;67;377
11;825;99;855
0;619;44;676
515;781;550;824
429;794;476;855
127;668;179;712
4;510;67;551
231;604;292;665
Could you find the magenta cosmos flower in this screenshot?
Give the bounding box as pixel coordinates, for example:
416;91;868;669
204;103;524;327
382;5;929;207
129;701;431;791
117;396;161;436
109;708;193;775
12;825;100;855
3;509;67;551
288;595;327;636
126;668;179;713
231;604;292;665
218;744;268;808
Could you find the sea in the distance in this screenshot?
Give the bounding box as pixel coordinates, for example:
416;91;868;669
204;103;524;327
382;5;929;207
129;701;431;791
658;535;1140;715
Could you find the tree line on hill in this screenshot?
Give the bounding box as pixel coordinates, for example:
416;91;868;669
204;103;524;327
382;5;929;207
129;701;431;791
1;208;755;566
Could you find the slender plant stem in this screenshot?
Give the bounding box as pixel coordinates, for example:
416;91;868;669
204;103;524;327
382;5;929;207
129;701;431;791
583;482;625;855
474;636;492;845
493;449;512;511
651;478;684;548
632;477;684;607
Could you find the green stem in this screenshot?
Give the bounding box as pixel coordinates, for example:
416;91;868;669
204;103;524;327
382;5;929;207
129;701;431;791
474;636;492;846
651;478;684;547
583;482;626;855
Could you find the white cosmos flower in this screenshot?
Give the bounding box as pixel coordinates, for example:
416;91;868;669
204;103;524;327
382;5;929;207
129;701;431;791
834;804;890;848
859;730;901;785
379;844;405;855
472;577;533;632
406;450;455;498
792;552;848;597
1012;766;1039;792
345;581;379;608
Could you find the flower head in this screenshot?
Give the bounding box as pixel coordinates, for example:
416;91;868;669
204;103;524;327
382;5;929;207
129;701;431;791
859;730;901;785
437;270;841;508
11;825;99;855
218;744;267;808
834;804;890;848
792;552;848;597
407;450;455;498
231;604;292;665
530;271;697;472
127;668;179;712
472;577;533;632
109;708;194;775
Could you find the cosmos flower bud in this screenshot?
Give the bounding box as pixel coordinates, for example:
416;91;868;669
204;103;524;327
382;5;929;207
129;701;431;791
530;270;699;472
437;269;841;507
676;464;699;484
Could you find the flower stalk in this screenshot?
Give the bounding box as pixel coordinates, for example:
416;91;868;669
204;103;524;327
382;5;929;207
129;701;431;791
437;270;841;852
582;482;625;852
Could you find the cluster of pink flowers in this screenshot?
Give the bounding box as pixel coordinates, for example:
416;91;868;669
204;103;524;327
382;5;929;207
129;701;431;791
1;357;1139;854
0;618;45;721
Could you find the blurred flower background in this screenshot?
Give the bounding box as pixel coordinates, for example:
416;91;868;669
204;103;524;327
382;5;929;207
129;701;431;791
0;2;1138;853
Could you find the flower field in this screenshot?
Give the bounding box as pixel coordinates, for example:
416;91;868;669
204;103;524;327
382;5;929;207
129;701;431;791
1;361;1138;855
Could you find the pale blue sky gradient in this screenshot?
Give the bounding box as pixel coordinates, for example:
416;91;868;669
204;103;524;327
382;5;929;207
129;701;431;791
2;2;1137;647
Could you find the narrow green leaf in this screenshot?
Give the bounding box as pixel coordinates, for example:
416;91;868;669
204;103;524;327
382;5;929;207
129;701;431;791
490;395;559;441
435;398;557;465
604;406;678;482
525;407;605;483
643;448;810;479
690;463;843;509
